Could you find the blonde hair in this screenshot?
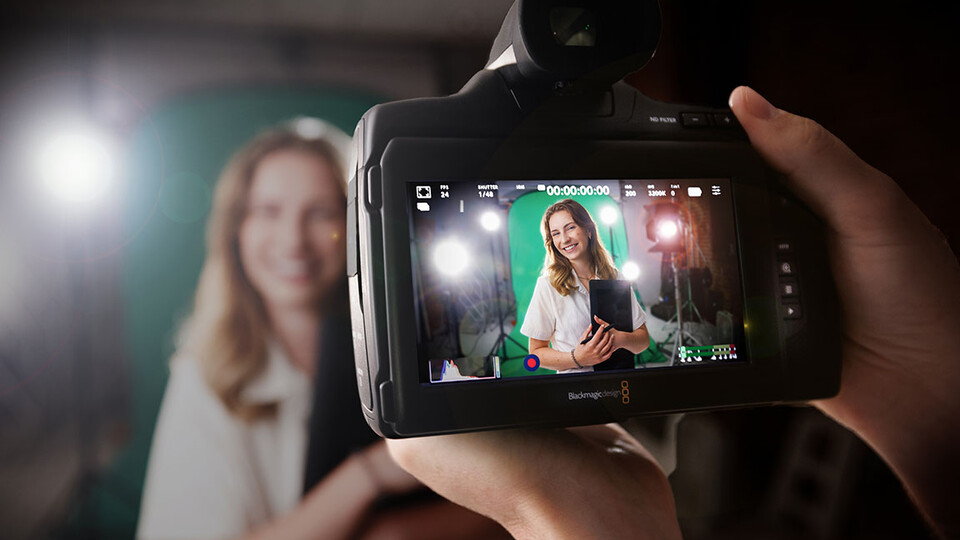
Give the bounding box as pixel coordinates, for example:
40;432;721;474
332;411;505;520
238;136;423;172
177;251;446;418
541;199;618;296
177;126;346;421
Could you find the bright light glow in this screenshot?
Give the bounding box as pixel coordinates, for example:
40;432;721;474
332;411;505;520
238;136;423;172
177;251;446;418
291;117;328;139
657;220;679;240
480;211;501;232
289;116;354;181
37;127;114;205
622;261;641;281
434;239;470;277
600;205;618;225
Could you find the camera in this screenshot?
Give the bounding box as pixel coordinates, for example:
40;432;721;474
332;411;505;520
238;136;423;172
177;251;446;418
347;0;840;438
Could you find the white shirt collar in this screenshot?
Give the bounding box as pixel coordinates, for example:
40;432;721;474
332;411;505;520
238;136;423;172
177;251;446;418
241;341;311;404
570;266;596;295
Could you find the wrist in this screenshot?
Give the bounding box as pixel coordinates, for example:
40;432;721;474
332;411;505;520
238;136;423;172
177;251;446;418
500;476;682;540
570;348;584;369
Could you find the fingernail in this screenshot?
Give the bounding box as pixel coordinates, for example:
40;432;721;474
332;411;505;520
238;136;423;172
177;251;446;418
733;86;778;120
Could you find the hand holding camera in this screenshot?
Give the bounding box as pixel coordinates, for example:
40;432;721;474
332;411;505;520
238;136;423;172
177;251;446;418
388;86;960;540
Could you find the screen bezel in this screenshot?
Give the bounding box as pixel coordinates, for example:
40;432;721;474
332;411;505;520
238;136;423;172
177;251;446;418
374;137;786;436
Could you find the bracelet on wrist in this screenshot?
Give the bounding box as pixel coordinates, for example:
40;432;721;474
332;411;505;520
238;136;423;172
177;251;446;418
570;349;583;368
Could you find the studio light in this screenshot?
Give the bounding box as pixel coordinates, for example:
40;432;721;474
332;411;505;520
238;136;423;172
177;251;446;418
600;205;618;225
36;126;115;206
644;201;684;253
434;239;470;277
480;210;501;232
656;219;679;240
622;261;641;281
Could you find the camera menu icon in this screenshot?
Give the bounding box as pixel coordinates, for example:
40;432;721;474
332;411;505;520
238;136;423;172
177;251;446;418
416;186;432;199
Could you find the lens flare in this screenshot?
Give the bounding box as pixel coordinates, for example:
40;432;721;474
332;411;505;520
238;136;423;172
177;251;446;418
622;261;641;281
480;211;501;232
434;239;470;276
37;128;114;205
600;205;618;225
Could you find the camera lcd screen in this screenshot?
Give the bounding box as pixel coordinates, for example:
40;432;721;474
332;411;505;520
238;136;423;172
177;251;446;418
406;179;746;384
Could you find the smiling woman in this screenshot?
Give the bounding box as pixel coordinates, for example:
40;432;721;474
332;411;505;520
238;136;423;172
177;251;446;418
520;198;649;373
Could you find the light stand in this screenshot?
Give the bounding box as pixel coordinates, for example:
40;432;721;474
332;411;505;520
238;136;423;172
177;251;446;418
644;203;703;364
481;211;526;364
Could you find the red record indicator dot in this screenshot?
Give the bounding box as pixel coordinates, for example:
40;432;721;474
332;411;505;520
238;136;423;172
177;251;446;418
524;354;540;371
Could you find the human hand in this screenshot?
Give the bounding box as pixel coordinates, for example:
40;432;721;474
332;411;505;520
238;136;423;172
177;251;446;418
573;320;613;366
387;424;682;540
592;315;621;349
730;86;960;538
354;440;422;496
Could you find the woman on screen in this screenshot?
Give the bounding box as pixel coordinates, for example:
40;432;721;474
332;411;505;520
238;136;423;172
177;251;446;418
520;199;650;373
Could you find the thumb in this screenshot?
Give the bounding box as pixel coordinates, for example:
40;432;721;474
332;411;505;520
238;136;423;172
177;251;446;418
729;86;910;239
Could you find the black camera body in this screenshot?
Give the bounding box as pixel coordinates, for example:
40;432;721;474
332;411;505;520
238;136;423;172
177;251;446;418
347;0;840;438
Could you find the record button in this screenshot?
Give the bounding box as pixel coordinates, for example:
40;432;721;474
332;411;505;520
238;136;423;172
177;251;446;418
524;354;541;372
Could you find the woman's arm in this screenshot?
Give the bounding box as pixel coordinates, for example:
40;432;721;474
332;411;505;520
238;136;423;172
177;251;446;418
529;324;615;371
241;443;418;540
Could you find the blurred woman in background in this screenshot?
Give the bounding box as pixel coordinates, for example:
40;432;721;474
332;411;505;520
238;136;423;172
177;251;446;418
138;124;504;540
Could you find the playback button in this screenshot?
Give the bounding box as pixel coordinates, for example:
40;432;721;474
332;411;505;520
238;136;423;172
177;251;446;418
781;303;803;320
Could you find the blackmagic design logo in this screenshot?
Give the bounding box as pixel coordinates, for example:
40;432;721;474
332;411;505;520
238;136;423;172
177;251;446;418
566;381;631;404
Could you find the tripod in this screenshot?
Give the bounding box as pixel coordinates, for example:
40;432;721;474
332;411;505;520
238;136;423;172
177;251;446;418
660;253;706;365
485;226;526;363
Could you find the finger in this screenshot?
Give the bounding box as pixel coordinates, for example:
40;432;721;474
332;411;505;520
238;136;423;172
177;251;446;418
589;324;606;345
729;86;916;240
601;329;614;349
594;315;609;327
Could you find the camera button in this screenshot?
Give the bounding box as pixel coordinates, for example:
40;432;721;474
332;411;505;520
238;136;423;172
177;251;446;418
778;259;796;276
379;381;397;423
780;279;799;298
782;303;803;320
713;112;738;127
366;166;382;210
681;112;708;127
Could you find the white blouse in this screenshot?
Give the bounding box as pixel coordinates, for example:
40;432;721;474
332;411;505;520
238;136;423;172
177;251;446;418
520;268;646;374
137;343;312;540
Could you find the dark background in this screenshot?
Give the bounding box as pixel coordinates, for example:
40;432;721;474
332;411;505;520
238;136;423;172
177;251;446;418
0;1;956;538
